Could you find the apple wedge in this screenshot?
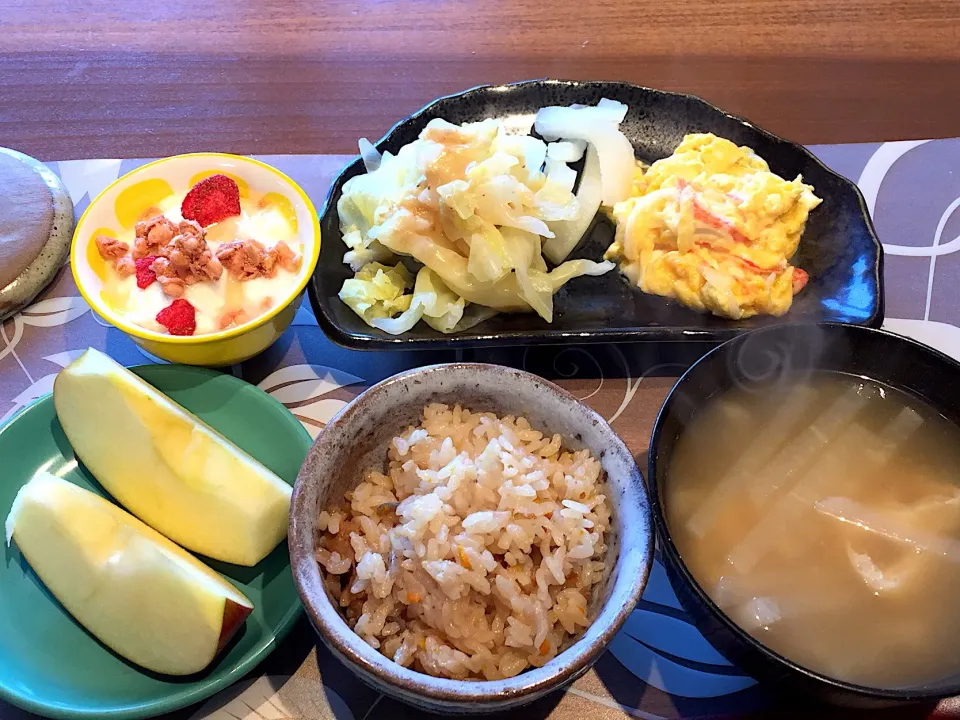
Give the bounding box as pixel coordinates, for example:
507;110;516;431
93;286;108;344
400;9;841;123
5;472;253;675
53;348;292;566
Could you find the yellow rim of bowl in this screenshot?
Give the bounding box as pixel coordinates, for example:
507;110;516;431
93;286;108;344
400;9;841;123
71;152;322;345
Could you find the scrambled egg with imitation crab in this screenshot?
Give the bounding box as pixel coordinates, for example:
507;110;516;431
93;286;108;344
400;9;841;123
605;134;822;319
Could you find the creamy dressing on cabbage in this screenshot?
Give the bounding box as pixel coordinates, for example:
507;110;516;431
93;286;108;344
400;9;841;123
338;114;618;333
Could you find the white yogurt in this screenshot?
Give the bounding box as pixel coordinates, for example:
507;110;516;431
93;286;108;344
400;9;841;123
102;190;301;335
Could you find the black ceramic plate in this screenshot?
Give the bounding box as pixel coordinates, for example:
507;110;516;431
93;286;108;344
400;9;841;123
309;80;883;350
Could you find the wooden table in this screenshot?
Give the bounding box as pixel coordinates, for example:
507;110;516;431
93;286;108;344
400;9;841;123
1;0;958;161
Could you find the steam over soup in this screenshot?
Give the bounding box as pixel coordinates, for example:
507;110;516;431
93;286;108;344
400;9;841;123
666;372;960;688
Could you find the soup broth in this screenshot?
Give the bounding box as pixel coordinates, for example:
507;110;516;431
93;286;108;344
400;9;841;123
666;372;960;688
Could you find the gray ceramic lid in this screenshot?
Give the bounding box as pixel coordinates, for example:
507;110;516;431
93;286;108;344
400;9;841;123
0;148;73;321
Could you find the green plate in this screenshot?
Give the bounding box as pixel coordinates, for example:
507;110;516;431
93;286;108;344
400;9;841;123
0;364;311;719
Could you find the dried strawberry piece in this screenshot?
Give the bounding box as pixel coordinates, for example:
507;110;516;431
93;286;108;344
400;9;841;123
156;298;197;336
135;255;158;289
180;174;241;227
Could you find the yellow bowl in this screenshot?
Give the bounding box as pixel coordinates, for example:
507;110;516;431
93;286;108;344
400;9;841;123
72;153;321;366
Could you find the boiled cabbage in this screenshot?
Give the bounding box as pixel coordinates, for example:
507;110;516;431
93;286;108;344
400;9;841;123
338;262;413;324
369;267;468;335
337;114;622;333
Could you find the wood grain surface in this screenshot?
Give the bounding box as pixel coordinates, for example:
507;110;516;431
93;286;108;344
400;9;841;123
0;0;957;161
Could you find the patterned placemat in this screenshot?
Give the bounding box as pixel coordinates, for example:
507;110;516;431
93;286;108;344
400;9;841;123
1;139;959;719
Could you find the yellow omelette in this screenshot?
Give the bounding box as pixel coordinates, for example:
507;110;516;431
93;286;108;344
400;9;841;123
606;133;822;319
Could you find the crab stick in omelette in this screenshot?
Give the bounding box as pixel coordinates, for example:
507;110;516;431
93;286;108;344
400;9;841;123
606;134;822;319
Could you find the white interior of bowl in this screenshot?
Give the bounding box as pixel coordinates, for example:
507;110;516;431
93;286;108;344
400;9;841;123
72;154;319;340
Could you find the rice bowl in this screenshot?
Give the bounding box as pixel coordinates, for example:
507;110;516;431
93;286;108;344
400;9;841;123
289;363;653;713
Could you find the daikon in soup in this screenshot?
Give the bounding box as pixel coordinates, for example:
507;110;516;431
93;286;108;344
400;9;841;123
667;372;960;688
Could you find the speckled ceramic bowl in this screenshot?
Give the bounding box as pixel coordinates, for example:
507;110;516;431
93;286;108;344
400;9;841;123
289;363;653;714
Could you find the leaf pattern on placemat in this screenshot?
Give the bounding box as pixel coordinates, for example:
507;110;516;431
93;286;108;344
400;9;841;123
258;364;364;438
0;374;56;424
43;349;87;368
0;349;87;423
1;298;89;367
608;632;757;699
607;558;757;698
18;296;89;327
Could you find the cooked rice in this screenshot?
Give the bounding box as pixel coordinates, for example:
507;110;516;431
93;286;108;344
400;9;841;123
315;403;611;680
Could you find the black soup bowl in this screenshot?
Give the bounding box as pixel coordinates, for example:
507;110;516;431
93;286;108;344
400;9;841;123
649;323;960;708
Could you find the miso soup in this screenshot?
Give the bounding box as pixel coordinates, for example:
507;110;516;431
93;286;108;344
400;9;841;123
667;372;960;688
